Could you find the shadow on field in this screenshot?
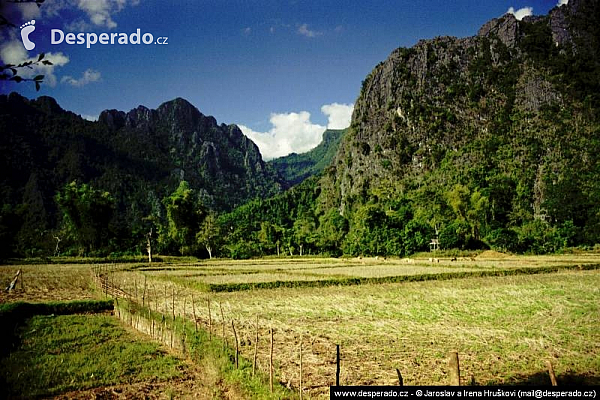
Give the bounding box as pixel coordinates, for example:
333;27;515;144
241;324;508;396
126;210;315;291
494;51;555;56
495;371;600;386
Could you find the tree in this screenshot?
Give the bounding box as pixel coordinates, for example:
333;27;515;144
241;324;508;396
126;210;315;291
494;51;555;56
444;184;489;247
257;221;281;255
163;181;206;255
343;204;402;256
293;216;315;256
197;213;219;258
55;181;115;254
446;183;470;221
317;209;348;256
439;220;471;250
0;204;22;260
401;219;430;255
16;173;49;256
467;188;489;241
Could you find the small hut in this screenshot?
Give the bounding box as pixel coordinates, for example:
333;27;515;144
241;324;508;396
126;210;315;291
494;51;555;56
429;238;440;252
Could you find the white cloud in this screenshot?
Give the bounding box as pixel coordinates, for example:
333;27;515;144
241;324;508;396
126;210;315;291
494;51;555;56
0;3;37;28
557;0;568;6
19;3;42;20
61;68;101;87
506;6;533;21
321;103;353;129
13;0;139;30
77;0;141;28
65;18;93;32
240;111;326;160
297;23;322;38
77;0;119;28
240;102;354;160
32;52;70;87
42;0;70;18
0;39;28;66
81;114;98;121
0;39;69;87
0;0;134;28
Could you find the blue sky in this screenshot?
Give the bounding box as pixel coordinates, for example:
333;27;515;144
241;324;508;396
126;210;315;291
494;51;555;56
1;0;566;159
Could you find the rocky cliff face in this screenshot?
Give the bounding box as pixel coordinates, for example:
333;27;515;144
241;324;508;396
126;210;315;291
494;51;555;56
95;98;281;210
324;0;600;223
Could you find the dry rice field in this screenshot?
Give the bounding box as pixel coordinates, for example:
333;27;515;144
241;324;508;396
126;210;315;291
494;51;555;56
2;252;600;398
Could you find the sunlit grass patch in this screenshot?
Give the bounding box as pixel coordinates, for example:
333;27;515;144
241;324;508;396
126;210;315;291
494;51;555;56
1;314;182;398
0;264;98;303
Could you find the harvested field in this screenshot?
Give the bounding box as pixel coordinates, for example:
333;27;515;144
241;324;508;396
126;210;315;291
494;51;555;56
105;254;600;398
0;264;97;303
3;254;599;398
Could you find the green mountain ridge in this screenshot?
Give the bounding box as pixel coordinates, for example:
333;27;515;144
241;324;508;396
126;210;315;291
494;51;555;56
267;128;347;185
0;94;285;257
216;0;600;258
2;0;600;258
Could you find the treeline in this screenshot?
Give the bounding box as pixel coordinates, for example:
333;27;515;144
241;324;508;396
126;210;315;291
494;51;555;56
2;162;599;261
11;164;595;261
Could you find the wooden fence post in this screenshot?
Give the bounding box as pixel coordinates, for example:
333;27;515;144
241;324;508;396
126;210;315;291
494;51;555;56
232;320;239;369
150;299;154;339
142;276;147;307
5;269;21;292
164;285;167;314
449;352;460;386
192;294;197;332
396;369;404;386
219;303;227;347
547;360;558;386
208;298;212;340
270;327;274;393
336;344;341;386
299;335;303;400
111;268;115;297
253;315;259;376
171;287;175;321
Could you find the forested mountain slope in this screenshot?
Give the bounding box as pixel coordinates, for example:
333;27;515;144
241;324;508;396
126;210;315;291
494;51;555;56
219;0;600;257
267;128;346;185
3;0;599;259
0;94;283;256
317;0;600;254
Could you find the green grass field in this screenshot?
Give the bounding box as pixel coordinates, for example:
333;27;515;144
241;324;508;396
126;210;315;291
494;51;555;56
1;313;183;398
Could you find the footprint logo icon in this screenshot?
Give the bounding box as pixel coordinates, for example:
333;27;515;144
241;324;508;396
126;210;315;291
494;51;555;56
20;20;36;51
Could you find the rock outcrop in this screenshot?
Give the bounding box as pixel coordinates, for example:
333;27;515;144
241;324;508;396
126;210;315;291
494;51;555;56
322;0;600;224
